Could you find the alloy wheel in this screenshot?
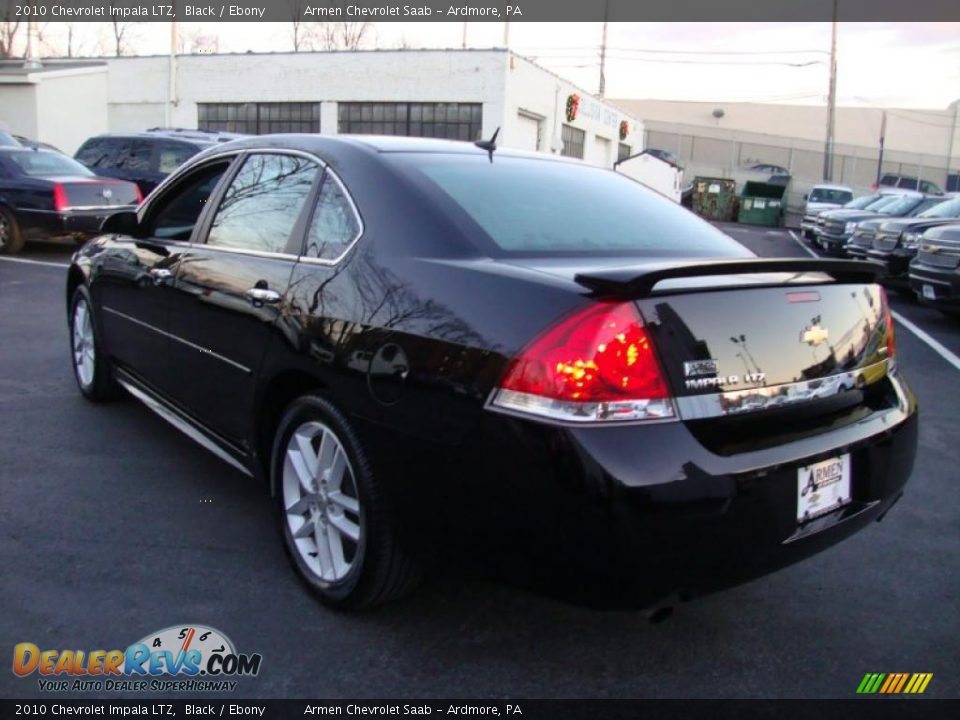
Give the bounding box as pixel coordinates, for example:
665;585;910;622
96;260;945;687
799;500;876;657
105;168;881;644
72;298;96;388
282;421;363;583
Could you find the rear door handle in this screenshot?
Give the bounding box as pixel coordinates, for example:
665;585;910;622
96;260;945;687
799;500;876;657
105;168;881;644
245;287;281;305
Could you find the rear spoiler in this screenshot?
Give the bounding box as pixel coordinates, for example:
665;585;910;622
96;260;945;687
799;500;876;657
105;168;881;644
574;259;885;298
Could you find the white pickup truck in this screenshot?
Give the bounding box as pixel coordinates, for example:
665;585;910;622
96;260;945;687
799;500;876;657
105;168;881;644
800;184;855;238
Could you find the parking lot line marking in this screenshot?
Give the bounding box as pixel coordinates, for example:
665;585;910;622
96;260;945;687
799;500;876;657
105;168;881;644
0;256;69;269
788;230;818;258
891;311;960;373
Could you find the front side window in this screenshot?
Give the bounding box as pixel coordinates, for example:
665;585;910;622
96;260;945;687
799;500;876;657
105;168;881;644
207;153;319;254
304;172;361;261
147;163;230;241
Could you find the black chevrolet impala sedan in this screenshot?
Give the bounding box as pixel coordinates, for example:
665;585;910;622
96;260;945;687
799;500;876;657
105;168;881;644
66;135;918;609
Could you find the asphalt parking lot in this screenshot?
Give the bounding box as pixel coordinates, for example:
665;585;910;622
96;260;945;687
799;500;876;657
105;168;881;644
1;226;958;700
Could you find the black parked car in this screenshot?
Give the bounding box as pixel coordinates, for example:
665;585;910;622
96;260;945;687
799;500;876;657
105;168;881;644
864;196;960;287
845;195;945;259
813;193;914;255
74;128;245;197
66;135;917;609
0;147;140;255
908;223;960;316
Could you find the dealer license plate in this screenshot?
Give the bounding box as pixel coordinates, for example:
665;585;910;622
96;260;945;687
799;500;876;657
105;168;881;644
922;284;936;300
797;455;851;523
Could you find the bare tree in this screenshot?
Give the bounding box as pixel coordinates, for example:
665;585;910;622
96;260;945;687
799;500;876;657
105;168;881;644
318;22;371;51
0;12;22;58
177;28;220;54
287;0;320;52
110;21;138;56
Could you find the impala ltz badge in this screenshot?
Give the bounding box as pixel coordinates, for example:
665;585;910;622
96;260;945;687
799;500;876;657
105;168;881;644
100;188;113;200
683;358;765;390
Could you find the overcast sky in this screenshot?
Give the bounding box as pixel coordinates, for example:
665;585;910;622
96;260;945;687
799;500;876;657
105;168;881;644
28;22;960;110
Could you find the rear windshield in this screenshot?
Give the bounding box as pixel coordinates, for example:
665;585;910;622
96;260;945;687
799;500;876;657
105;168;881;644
8;151;93;177
406;155;750;258
810;188;853;204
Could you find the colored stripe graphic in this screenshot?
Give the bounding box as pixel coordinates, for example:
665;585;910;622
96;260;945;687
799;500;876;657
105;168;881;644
857;673;933;694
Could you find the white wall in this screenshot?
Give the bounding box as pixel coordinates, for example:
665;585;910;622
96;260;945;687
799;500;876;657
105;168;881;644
0;85;39;140
34;70;108;155
502;54;643;166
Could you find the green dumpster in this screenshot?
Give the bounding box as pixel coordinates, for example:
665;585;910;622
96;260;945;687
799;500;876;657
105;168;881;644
692;177;737;221
737;181;787;227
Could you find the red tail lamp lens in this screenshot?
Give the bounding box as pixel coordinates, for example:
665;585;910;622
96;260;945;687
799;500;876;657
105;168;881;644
500;302;669;404
53;183;68;212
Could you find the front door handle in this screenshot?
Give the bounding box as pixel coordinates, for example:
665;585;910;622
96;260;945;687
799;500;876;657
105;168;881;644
245;287;281;305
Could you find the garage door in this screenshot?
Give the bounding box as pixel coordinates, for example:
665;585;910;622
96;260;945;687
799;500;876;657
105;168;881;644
515;114;542;152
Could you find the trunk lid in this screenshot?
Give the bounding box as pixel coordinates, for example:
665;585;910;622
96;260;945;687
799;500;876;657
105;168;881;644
54;177;140;209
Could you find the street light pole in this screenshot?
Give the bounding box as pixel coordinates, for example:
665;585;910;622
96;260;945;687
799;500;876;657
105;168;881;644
598;1;609;97
823;2;838;181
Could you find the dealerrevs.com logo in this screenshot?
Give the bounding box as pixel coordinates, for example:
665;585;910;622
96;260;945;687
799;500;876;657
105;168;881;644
12;625;262;693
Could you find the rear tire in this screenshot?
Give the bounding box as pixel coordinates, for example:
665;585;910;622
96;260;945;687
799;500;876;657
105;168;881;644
69;285;121;402
0;207;24;255
272;394;421;609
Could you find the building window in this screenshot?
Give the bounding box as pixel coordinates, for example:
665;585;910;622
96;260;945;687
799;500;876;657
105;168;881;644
561;124;585;159
618;143;632;161
338;102;483;141
198;103;321;135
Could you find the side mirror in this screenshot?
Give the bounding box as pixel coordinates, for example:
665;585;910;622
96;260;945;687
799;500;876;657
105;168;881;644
101;211;140;237
802;193;809;201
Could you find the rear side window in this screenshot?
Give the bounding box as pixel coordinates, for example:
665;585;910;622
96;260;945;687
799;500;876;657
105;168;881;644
116;140;154;172
207;153;319;254
157;142;198;174
75;138;121;168
409;155;749;257
303;172;361;261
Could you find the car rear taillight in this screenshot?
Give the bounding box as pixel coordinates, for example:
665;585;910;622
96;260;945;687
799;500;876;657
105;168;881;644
135;185;144;204
490;302;676;423
53;183;69;212
880;287;896;362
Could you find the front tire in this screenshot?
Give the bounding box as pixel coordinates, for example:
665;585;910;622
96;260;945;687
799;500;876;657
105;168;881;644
69;286;120;401
0;207;24;255
272;394;421;609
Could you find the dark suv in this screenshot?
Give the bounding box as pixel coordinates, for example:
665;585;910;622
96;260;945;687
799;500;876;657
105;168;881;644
74;128;245;197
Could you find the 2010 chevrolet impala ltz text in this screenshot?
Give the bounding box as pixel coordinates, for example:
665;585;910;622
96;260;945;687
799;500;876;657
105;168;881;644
66;135;918;609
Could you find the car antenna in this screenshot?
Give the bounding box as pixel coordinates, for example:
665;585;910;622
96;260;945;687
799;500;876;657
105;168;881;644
474;127;500;163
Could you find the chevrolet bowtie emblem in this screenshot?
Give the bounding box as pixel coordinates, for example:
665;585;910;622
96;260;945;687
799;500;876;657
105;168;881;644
801;324;829;346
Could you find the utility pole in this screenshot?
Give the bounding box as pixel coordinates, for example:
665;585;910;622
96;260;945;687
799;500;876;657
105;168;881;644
167;20;178;128
875;110;887;188
823;2;838;181
462;22;468;50
598;1;609;97
502;21;510;49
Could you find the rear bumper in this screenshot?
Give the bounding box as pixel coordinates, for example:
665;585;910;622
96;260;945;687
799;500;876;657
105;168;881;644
436;369;918;606
909;262;960;309
19;207;129;243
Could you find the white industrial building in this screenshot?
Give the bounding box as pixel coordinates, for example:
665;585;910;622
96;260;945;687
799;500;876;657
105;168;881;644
0;49;646;176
